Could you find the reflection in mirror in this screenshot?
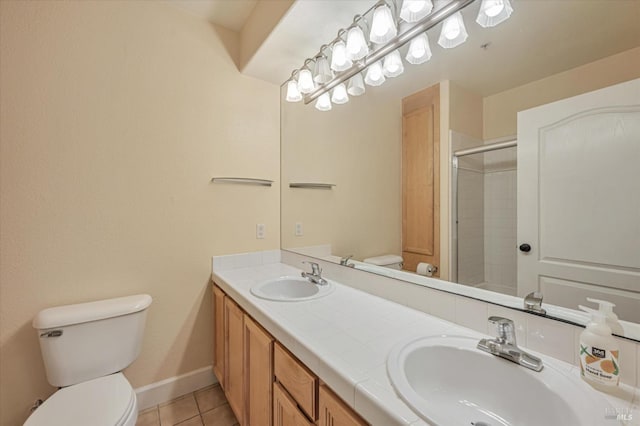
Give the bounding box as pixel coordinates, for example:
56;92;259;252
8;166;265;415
280;0;640;340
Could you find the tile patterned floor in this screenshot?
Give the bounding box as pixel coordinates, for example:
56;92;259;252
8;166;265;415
136;384;239;426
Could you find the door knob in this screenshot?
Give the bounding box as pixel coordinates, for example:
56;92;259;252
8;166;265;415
519;243;531;253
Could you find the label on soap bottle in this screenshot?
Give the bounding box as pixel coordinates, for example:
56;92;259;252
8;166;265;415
579;343;620;386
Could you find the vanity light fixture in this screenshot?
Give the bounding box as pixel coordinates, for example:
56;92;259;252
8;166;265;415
438;11;468;48
370;3;397;44
331;83;349;104
315;92;332;111
285;78;302;102
297;60;316;94
330;38;352;72
476;0;513;28
400;0;434;23
406;33;432;64
383;50;404;77
313;51;333;84
365;60;386;86
347;73;366;96
346;21;370;61
285;0;514;110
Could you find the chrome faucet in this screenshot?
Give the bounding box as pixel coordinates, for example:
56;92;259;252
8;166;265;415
477;316;543;372
524;291;546;315
339;255;354;267
301;261;328;286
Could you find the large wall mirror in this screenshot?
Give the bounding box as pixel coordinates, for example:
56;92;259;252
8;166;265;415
280;0;640;341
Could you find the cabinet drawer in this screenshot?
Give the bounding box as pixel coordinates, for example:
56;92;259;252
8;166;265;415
274;342;317;420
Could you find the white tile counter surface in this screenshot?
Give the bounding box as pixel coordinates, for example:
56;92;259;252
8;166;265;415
212;257;639;426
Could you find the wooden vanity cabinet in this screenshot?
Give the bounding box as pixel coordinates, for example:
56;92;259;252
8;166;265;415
224;296;245;424
318;385;367;426
213;284;368;426
213;286;226;388
244;314;274;426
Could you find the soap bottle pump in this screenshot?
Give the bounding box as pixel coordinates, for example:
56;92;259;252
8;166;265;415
579;310;620;392
578;298;624;336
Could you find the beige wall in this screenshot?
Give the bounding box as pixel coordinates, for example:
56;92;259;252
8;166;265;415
0;2;280;425
483;47;640;140
281;88;402;261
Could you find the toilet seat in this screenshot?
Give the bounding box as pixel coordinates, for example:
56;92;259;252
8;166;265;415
24;373;137;426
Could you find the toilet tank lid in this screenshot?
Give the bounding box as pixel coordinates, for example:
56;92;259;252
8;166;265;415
33;294;152;329
362;255;404;266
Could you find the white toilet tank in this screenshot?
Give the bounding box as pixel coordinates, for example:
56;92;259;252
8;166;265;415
363;254;404;270
33;294;152;387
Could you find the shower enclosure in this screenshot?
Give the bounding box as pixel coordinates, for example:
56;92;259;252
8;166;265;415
451;135;517;296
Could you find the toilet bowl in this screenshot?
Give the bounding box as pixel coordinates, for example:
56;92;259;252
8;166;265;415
24;294;151;426
24;373;137;426
363;254;404;270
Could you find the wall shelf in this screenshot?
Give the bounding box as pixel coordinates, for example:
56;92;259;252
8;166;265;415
211;177;273;187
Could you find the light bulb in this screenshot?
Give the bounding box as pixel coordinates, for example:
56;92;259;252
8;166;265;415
331;40;352;72
383;50;404;78
347;73;366;96
315;92;332;111
297;69;315;94
370;4;397;44
346;26;369;60
285;79;302;102
331;83;349;104
406;33;432;65
364;61;385;86
485;0;504;17
476;0;513;28
400;0;433;23
313;55;332;84
438;12;468;48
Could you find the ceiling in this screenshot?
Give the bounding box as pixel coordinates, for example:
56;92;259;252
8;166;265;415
164;0;258;31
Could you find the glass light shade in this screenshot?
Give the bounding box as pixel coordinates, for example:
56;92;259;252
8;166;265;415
298;69;315;94
313;56;333;84
331;83;349;104
406;33;432;64
285;79;302;102
438;12;468;48
370;4;397;44
476;0;513;28
400;0;433;23
383;50;404;78
347;73;366;96
346;26;369;61
330;40;353;72
364;61;386;86
315;92;332;111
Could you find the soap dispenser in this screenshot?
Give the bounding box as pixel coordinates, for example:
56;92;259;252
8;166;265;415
579;310;620;392
579;298;624;335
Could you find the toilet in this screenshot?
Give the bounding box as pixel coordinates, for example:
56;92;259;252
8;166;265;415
362;254;404;270
25;294;152;426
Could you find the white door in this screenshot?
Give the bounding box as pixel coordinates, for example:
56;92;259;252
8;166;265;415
517;79;640;322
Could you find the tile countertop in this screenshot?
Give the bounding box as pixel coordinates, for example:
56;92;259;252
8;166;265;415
212;262;639;426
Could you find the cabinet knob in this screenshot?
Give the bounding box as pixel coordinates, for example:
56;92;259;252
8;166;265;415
519;243;531;253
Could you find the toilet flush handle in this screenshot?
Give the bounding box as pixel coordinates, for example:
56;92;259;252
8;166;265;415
40;330;63;338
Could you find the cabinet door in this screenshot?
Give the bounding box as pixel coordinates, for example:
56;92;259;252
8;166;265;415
224;297;244;425
273;382;313;426
244;315;274;426
318;385;368;426
213;285;226;388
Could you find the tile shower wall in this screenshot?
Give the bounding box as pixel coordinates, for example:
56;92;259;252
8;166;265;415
483;147;517;295
457;168;484;285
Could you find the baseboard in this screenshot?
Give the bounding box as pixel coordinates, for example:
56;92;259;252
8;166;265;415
134;366;218;411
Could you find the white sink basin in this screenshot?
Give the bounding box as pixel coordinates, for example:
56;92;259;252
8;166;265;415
387;335;617;426
250;276;334;302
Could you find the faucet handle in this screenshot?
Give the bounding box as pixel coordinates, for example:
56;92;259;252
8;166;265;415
302;261;321;275
488;316;516;345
